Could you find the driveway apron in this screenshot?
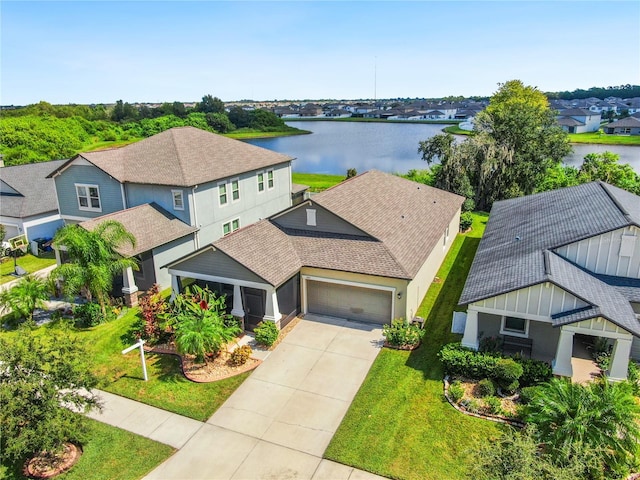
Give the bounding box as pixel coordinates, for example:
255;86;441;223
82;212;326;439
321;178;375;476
145;314;385;480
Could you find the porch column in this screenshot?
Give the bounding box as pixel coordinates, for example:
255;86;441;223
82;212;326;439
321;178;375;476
553;328;574;378
264;287;281;323
122;266;139;308
608;337;633;382
461;308;479;350
170;275;180;301
54;247;62;266
230;284;245;318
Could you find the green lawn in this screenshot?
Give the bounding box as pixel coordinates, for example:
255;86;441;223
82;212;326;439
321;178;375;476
0;252;57;285
568;131;640;145
292;172;345;192
442;125;471;135
0;418;174;480
324;212;503;480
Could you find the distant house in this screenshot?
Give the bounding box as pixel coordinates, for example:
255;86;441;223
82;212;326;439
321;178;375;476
556;108;601;133
0;159;66;244
165;171;463;331
47;127;294;304
299;103;323;117
459;182;640;381
603;116;640;135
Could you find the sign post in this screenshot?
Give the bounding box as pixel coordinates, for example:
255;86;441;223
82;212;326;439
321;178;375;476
122;339;148;381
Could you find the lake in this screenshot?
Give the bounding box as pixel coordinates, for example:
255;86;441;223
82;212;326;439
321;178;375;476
245;121;640;175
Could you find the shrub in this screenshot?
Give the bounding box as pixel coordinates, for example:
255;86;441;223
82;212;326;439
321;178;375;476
438;343;499;379
459;212;473;231
229;345;252;366
73;302;107;328
479;335;502;355
518;386;541;405
595;351;611;371
254;321;279;347
137;284;169;344
463;398;481;414
448;381;464;403
493;358;523;392
476;378;495;397
382;318;423;348
628;361;640;396
516;357;553;387
483;396;503;415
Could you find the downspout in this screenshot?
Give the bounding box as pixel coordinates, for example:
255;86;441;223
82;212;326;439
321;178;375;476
120;183;127;209
191;185;200;249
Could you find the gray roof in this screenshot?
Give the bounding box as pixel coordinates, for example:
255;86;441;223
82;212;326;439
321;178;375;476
48;127;294;187
460;181;640;335
0;160;67;218
558;108;594;116
605;116;640;128
291;183;309;195
557;117;585;127
203;170;463;286
80;203;197;257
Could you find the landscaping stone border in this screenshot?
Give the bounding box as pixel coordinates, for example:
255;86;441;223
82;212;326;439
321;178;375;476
383;341;421;351
443;375;525;428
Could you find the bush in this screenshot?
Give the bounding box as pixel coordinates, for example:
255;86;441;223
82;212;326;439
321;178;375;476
628;361;640;396
229;345;252;366
438;343;499;379
518;386;541;405
73;302;107;328
382;318;423;348
459;212;473;231
476;378;495;397
448;381;464;403
595;351;611;371
483;396;503;415
462;398;481;414
254;321;279;347
479;335;502;355
516;357;552;386
493;358;523;392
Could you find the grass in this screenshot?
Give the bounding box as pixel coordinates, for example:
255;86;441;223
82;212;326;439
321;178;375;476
324;212;504;480
290;117;460;125
0;418;174;480
442;125;471;135
0;252;57;285
292;172;345;192
567;131;640;145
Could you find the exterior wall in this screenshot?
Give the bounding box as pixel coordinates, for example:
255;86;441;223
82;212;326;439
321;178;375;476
150;235;198;289
1;213;63;242
474;282;588;320
54;164;124;219
405;208;461;320
0;220;20;240
555;226;640;279
631;336;640;361
272;202;367;236
478;312;501;338
300;266;408;321
125;183;191;225
169;247;266;284
194;162;292;245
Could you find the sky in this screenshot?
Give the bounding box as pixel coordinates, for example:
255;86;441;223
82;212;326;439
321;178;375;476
1;1;639;105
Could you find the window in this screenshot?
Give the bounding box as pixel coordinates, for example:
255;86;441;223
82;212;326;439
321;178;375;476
306;209;317;226
257;173;265;192
219;183;228;205
501;316;528;337
223;218;240;236
172;190;184;210
232;179;240;201
267;170;274;189
75;184;101;212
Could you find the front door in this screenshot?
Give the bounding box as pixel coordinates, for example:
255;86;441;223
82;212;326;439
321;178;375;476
243;287;266;331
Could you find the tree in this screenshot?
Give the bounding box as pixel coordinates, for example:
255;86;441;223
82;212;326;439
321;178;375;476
0;324;100;463
525;378;640;477
346;168;357;179
0;275;50;323
227;106;251;128
578;152;640;194
52;220;137;318
197;95;225;114
206;112;235;133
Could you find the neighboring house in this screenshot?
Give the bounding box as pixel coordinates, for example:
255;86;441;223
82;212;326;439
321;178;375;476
556;108;601;133
47;126;294;303
0;159;66;244
166;170;463;331
459;182;640;381
603;116;640;135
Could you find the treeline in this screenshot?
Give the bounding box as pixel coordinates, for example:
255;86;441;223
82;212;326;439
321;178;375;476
0;95;296;165
547;84;640;100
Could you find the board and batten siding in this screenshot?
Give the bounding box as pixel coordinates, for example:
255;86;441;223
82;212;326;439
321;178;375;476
554;226;640;279
273;202;368;237
474;282;588;320
124;184;191;225
55;164;124;219
169;248;266;284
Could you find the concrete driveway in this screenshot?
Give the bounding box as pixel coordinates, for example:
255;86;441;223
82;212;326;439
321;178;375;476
145;314;385;480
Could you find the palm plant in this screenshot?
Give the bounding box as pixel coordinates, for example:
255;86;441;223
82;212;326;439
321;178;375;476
52;221;137;318
525;377;640;476
0;275;50;323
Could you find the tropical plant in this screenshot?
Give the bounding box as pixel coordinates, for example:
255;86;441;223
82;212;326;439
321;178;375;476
0;323;100;463
73;301;108;328
525;378;640;477
254;320;279;347
0;274;50;323
229;345;252;366
137;284;170;344
52;220;137;318
167;285;240;363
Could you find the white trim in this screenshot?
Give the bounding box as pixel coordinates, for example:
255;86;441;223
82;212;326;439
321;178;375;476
257;171;265;193
231;178;240;203
470;303;553;323
172;189;185;211
500;315;530;338
306;209;317;226
75;183;102;212
222;218;240;236
218;182;228;206
167;268;271;291
120;184;127;209
267;169;274;190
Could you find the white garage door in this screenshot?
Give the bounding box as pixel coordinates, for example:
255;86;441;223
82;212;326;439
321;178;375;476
306;279;392;324
1;224;20;241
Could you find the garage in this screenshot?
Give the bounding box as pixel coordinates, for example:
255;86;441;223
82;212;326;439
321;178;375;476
305;279;393;324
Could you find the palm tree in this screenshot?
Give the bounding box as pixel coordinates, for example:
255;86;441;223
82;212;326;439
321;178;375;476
525;377;640;476
0;275;50;323
52;220;137;318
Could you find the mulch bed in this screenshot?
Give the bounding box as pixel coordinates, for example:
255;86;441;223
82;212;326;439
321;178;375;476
24;443;82;479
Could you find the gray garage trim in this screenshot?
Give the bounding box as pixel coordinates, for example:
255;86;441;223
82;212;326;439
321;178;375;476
302;275;395;325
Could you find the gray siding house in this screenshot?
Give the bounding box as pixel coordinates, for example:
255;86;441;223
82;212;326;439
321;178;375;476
459;182;640;381
166;171;463;331
48;127;294;304
603;116;640;135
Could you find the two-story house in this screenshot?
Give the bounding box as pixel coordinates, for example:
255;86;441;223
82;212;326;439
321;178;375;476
556;108;601;133
459;182;640;381
47;126;294;304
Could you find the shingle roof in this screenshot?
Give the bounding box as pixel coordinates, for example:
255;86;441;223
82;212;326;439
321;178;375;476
558;108;594;116
557;116;585;127
605;116;640;128
0;160;67;218
291;183;309;194
48;127;294;187
80;203;197;257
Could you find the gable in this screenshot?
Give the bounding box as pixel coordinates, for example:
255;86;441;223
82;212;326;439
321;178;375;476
272;201;370;237
169;247;267;285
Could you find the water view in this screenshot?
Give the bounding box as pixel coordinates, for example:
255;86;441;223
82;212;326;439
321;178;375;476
246;121;640;175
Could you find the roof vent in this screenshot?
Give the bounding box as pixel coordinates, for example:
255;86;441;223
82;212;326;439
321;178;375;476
515;236;521;241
